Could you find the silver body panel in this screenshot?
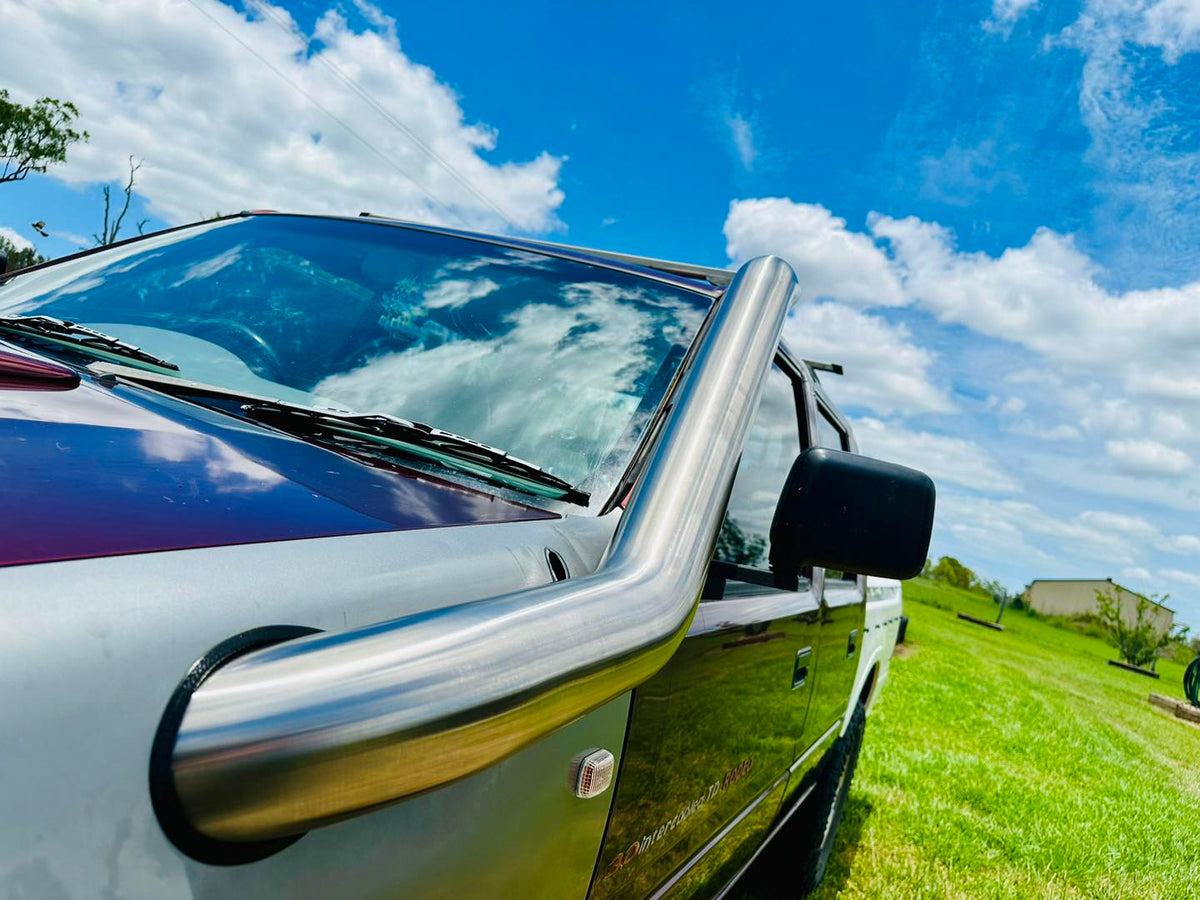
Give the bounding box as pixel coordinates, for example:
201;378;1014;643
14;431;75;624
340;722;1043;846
0;516;623;899
854;576;904;724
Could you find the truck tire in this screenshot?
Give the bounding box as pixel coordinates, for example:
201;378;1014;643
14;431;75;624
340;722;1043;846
745;700;867;898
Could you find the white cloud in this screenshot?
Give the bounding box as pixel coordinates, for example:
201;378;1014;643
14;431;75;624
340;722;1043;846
726;199;1200;400
1045;0;1200;284
936;494;1200;581
870;216;1101;357
1010;421;1082;441
1126;370;1200;403
0;227;34;252
724;199;905;307
935;494;1123;568
0;0;564;232
722;199;1200;510
1106;439;1194;477
941;495;1154;567
1078;509;1161;542
722;111;757;171
1073;510;1200;558
851;417;1020;493
867;213;1200;414
1162;534;1200;554
1161;568;1200;588
1045;424;1082;440
918;139;1023;206
423;278;499;310
1150;410;1194;442
314;280;705;486
724;198;1200;447
983;0;1040;35
783;302;954;416
1139;0;1200;63
987;395;1026;415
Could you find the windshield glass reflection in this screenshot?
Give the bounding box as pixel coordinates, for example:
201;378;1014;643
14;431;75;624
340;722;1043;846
0;218;712;498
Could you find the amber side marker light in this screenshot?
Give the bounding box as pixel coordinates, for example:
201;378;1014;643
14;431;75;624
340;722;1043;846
571;748;615;799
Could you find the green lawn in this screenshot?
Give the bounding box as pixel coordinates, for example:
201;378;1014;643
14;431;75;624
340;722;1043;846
797;578;1200;899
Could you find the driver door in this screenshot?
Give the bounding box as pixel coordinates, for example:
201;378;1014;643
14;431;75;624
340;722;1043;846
591;360;822;899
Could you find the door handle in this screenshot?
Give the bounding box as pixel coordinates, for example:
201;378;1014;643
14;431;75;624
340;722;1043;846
793;646;813;688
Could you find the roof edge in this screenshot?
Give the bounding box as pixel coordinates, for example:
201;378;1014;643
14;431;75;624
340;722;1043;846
352;212;733;288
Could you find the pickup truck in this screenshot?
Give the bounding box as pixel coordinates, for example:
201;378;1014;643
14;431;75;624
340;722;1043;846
0;212;933;900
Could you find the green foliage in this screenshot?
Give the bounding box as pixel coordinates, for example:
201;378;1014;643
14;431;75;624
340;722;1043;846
1166;638;1195;667
0;90;88;184
1093;588;1189;669
0;233;46;272
975;575;1011;604
1023;608;1109;642
929;555;976;591
924;556;1014;600
713;516;765;567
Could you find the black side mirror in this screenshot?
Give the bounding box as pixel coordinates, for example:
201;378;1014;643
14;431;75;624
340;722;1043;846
0;252;7;276
770;448;935;580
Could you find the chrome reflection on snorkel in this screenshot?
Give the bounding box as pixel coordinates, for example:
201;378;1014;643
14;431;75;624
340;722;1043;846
167;255;799;844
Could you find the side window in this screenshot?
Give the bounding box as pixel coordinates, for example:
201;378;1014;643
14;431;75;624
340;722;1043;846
815;404;846;450
713;365;801;582
814;403;856;583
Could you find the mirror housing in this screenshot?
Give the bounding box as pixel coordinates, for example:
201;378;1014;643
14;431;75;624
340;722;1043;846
770;448;936;580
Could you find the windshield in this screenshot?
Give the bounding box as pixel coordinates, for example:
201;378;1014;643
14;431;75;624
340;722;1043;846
0;216;711;502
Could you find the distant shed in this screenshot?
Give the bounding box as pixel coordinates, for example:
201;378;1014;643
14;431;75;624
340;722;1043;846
1022;578;1175;634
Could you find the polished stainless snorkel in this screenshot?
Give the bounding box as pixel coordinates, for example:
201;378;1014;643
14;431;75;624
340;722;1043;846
168;255;799;843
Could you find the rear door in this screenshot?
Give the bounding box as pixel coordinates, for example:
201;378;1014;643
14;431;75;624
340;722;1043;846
591;361;822;899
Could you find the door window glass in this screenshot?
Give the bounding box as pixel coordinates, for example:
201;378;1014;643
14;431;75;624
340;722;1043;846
714;365;800;573
815;405;855;582
816;404;846;450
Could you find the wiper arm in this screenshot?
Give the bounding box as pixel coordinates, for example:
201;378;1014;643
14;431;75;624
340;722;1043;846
88;363;588;506
242;401;590;506
0;316;178;373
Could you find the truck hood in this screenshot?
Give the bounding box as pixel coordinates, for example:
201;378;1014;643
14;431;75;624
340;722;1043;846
0;346;556;567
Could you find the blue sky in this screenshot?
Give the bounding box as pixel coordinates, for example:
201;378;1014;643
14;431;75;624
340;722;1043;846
3;0;1200;625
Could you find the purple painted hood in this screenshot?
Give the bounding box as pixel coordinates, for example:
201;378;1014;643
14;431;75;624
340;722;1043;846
0;347;555;567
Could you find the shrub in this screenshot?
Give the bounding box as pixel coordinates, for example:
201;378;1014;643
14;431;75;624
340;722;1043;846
1094;589;1189;669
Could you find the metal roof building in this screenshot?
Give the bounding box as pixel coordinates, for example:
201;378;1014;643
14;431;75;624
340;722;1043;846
1021;578;1175;634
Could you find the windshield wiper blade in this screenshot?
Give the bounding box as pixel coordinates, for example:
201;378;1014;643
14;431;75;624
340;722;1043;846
241;401;590;506
87;362;589;506
0;316;178;373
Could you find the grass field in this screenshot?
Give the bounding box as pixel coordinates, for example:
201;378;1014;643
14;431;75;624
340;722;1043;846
786;578;1200;899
